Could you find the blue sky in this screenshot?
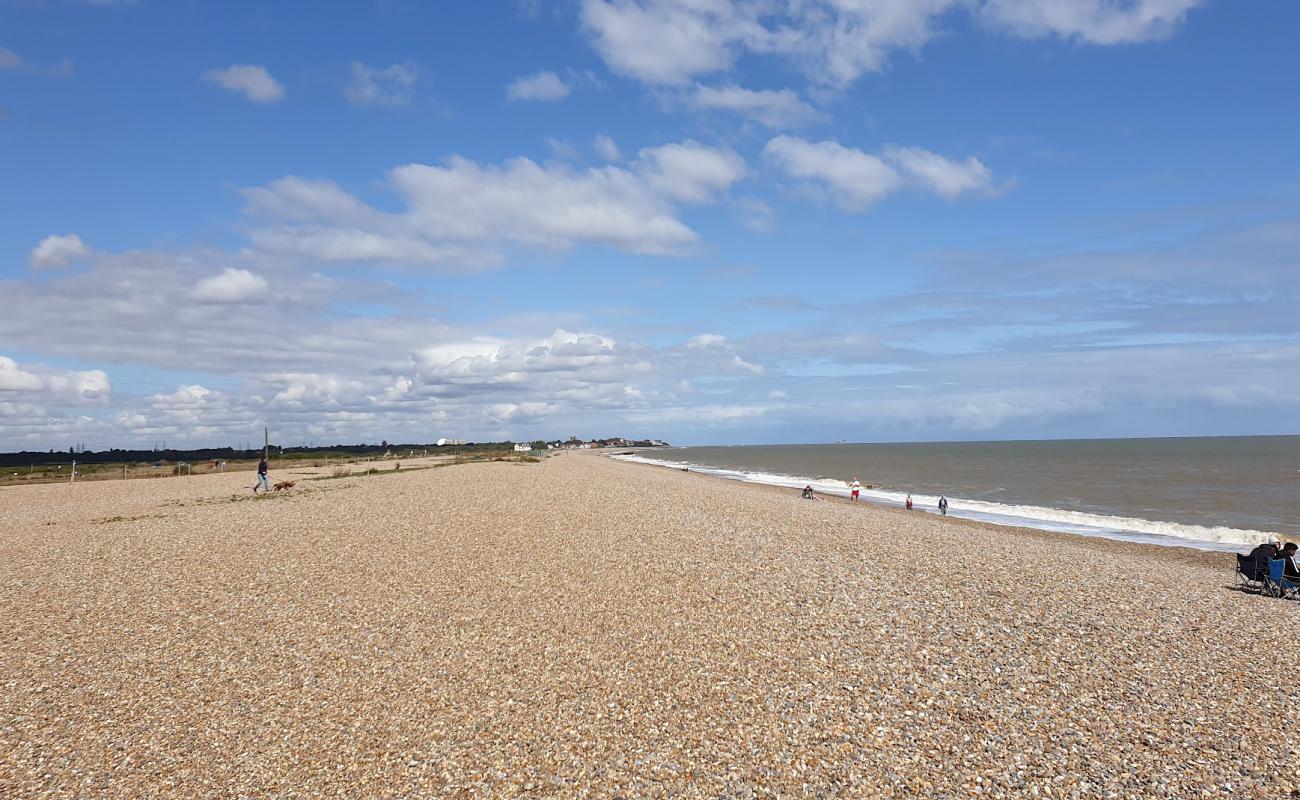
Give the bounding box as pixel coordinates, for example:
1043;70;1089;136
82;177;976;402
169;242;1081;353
2;0;1298;448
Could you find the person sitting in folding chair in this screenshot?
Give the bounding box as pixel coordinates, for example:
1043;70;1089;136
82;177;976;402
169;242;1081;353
1278;542;1300;581
1248;538;1282;580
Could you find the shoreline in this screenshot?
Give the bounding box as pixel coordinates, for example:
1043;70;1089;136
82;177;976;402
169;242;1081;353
595;451;1234;570
608;449;1268;554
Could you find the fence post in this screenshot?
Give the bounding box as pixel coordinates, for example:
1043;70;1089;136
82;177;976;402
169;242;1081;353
70;460;76;484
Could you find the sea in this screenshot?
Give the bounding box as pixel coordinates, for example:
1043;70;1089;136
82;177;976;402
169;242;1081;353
615;436;1300;552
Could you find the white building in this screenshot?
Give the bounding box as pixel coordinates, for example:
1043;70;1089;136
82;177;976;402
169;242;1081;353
513;443;532;452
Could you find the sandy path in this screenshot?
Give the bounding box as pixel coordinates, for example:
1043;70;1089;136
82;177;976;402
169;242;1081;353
1;452;1294;798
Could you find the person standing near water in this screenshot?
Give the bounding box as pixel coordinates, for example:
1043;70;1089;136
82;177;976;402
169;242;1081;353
905;494;913;510
253;456;270;493
939;496;948;515
850;478;862;501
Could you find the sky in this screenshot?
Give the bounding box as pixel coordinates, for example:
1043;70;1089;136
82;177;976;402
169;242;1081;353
1;0;1299;449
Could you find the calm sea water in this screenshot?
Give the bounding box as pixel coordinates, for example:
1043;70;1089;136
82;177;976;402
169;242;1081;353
620;436;1300;550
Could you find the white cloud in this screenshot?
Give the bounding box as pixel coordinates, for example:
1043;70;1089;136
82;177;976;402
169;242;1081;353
882;145;996;199
764;136;999;211
2;203;1297;448
580;0;741;86
688;84;822;129
192;268;269;304
29;233;91;270
593;133;621;161
202;64;285;103
763;136;901;212
980;0;1202;45
730;354;765;375
636;140;747;203
506;70;571;101
0;355;109;403
0;357;43;392
579;0;1201;88
243;139;748;265
344;61;419;107
687;333;728;349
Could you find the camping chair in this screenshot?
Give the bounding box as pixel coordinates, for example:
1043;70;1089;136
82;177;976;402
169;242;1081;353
1236;553;1264;593
1265;559;1300;600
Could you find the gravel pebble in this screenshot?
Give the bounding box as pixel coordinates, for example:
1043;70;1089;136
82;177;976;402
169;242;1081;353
1;452;1295;798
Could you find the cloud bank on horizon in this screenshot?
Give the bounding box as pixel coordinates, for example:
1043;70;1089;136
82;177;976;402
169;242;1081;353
3;0;1298;449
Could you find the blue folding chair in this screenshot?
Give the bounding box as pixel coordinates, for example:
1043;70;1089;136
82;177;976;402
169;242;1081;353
1265;558;1300;600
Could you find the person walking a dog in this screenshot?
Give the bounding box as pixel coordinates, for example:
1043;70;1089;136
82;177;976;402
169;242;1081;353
253;456;271;493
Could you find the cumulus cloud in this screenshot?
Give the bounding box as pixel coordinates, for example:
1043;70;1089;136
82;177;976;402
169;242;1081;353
192;268;269;304
506;70;570;101
636;140;747;202
881;145;997;199
201;64;285;103
344;61;419;107
0;356;109;403
763;136;902;212
30;233;91;270
688;84;822;129
580;0;1201;88
764;136;997;211
580;0;740;86
242;139;748;265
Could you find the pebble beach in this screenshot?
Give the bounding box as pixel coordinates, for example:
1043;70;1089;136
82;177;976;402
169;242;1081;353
1;451;1296;798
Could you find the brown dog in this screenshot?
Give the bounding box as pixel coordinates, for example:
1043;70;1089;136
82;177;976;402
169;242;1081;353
273;480;296;491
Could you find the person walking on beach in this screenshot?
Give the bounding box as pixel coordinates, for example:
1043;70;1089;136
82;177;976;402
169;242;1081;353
905;494;913;510
253;456;270;494
938;496;948;515
850;478;862;501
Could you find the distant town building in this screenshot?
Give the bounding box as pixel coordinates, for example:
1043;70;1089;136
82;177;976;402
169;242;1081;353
513;443;532;452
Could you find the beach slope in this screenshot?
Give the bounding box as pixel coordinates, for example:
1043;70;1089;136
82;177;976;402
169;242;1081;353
1;452;1293;797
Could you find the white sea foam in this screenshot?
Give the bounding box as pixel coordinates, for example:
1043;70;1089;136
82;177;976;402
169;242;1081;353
614;454;1270;552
